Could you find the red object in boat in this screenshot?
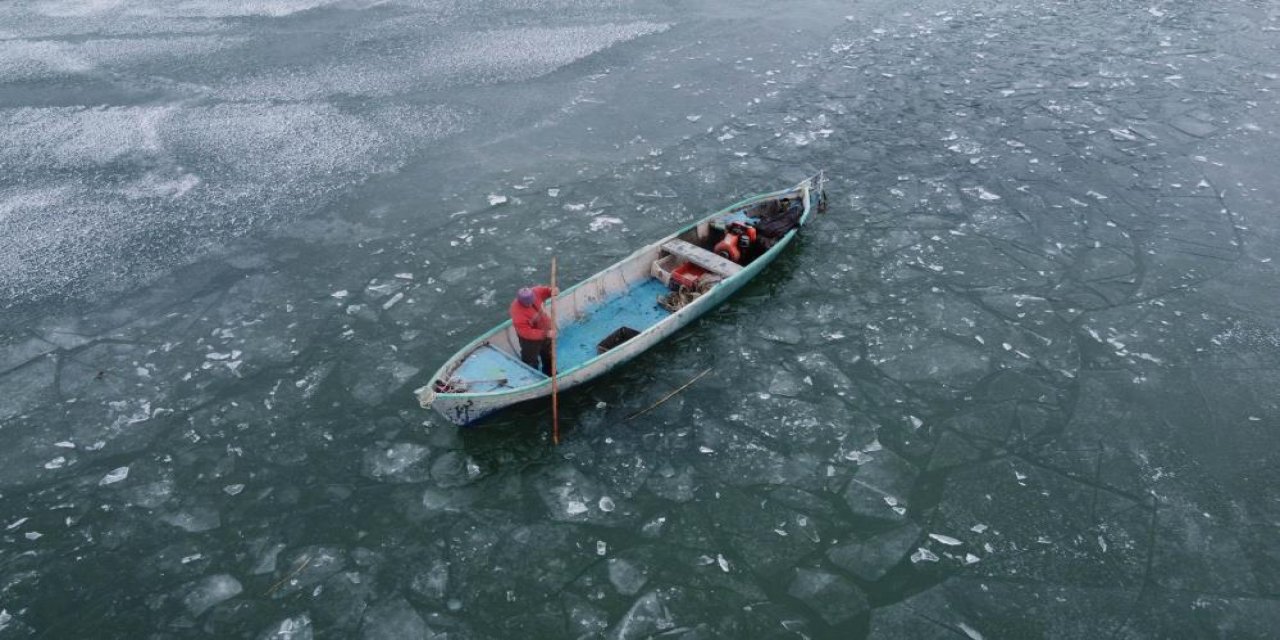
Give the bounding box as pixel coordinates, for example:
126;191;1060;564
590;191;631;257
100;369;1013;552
671;263;706;289
714;222;757;263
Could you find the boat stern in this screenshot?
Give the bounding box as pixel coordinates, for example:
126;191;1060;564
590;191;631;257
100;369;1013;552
415;384;492;427
414;383;436;410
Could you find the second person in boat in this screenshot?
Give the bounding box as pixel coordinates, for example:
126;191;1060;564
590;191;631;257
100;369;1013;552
510;285;559;376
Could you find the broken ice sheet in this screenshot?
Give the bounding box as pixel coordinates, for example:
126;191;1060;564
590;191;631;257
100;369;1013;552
610;591;677;638
183;574;242;617
99;466;130;485
162;507;221;533
361;598;429;639
608;558;648;596
646;464;695;503
910;548;939;563
961;186;1001;201
843;448;917;521
363;442;432;481
258;614;311;639
430;451;482;488
827;523;922;581
588;215;623;232
786;569;868;626
845;450;872;464
346;358;420;405
767;369;806;396
269;547;346;599
959;622;986;640
124;479;176;509
535;465;615;523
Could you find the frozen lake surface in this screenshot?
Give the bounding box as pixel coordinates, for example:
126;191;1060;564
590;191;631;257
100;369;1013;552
3;0;1280;637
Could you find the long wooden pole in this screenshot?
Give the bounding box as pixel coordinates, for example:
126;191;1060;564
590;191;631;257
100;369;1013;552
625;367;713;421
550;257;560;445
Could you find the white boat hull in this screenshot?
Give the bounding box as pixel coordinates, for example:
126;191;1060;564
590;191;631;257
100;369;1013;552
416;175;825;426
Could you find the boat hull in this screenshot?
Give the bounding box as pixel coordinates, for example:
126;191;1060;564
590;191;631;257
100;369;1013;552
417;175;825;426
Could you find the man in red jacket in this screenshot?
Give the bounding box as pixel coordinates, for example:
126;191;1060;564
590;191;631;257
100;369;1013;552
510;285;558;375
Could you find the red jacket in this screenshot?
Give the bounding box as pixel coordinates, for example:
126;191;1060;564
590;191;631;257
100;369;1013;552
510;286;554;341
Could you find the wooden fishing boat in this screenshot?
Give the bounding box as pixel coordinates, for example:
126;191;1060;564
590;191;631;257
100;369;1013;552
416;173;827;426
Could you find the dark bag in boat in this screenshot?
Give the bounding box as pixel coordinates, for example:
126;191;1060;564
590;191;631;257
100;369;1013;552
755;200;803;248
597;326;640;354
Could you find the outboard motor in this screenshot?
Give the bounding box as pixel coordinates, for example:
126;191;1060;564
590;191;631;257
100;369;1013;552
714;222;757;263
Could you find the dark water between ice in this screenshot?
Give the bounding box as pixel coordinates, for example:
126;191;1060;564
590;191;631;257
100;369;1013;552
3;0;1280;637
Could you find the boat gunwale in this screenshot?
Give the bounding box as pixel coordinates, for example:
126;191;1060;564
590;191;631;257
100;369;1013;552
419;178;816;403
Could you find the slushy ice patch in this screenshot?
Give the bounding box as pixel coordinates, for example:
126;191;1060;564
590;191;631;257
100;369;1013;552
0;103;466;305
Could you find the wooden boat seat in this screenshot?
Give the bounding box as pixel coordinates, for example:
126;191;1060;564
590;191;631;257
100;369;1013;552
661;239;744;278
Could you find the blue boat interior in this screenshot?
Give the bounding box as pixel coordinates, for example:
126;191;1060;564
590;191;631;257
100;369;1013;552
556;277;672;371
449;277;673;392
449;345;546;393
435;188;813;396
